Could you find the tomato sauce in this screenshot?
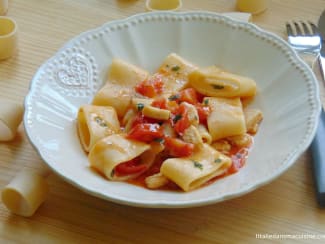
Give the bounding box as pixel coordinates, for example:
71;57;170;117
127;139;253;191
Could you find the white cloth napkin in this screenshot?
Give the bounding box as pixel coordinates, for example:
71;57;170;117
222;12;252;22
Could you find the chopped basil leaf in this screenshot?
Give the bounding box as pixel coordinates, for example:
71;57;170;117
154;138;164;143
110;169;115;178
173;114;182;123
192;160;203;170
171;65;180;71
203;99;209;106
211;84;225;89
214;158;222;163
168;94;180;101
137;103;144;111
95;116;107;127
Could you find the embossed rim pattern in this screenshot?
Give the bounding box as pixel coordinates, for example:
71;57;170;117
24;11;321;208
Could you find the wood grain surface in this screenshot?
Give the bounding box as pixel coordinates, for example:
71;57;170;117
1;0;325;243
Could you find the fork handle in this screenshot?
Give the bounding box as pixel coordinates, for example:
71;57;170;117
311;108;325;207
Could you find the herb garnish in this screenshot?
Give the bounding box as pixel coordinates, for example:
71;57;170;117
211;84;225;89
173;114;182;123
171;65;180;71
192;160;203;170
95;116;108;127
110;169;115;178
214;158;222;163
168;94;180;101
137;103;144;111
203;99;209;106
154;138;165;143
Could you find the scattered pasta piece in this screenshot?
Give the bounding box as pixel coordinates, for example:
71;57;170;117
0;100;23;141
1;170;49;217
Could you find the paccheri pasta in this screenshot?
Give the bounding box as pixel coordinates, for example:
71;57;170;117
77;53;263;192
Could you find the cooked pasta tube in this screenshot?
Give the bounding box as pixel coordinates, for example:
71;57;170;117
197;124;212;144
182;125;203;145
0;100;24;141
244;108;263;134
206;97;246;141
142;105;171;120
88;134;153;181
77;105;120;152
108;58;149;86
226;133;252;147
122;108;137;133
1;170;49;217
211;140;231;154
92;82;134;117
145;173;169;189
158;53;198;93
161;144;232;191
188;66;256;98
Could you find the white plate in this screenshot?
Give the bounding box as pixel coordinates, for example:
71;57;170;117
24;11;321;208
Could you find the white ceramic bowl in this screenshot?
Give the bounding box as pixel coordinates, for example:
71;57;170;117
24;12;321;208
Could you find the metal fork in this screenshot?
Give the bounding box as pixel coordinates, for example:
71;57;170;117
285;21;322;67
287;21;325;207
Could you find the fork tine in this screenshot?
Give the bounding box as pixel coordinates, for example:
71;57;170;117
301;21;311;35
293;22;302;35
286;22;294;36
308;21;318;34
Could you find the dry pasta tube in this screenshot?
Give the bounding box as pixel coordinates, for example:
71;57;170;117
145;0;182;11
0;100;24;141
1;169;49;217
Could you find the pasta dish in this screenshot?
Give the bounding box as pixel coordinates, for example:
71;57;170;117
76;53;263;192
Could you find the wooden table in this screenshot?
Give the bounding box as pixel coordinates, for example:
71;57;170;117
1;0;325;243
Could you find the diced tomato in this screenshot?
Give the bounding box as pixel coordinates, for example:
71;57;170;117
135;75;164;98
164;137;194;157
195;92;205;103
172;103;191;135
168;88;198;105
173;114;190;135
228;148;248;174
131;114;159;128
127;123;163;143
196;103;210;124
178;88;198;105
151;97;167;109
114;158;147;176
